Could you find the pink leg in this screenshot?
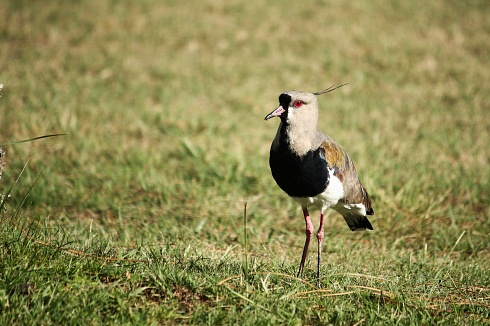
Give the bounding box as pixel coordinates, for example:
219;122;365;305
297;206;314;278
316;212;326;287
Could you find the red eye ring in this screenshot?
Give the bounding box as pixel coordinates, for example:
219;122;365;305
293;100;303;108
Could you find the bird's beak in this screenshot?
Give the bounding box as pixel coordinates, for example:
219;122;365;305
264;106;286;120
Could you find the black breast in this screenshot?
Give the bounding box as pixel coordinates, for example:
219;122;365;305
269;143;330;198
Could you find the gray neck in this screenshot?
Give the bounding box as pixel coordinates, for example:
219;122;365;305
272;120;319;156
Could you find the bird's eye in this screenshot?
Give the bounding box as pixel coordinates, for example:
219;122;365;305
293;101;304;108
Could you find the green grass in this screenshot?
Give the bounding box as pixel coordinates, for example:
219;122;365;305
1;0;489;324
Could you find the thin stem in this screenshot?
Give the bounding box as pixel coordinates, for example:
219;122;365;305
243;201;249;282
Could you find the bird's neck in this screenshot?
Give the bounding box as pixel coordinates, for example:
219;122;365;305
273;121;317;156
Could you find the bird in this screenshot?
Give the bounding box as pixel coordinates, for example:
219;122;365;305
264;84;374;287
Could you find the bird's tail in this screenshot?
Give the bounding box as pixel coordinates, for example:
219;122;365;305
332;203;374;231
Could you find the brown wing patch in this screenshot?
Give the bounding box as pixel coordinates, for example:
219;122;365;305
321;140;374;215
321;141;345;169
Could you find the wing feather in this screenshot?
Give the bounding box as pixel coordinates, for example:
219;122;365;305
319;137;374;216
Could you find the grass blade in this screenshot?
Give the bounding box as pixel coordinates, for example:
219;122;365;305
0;133;68;146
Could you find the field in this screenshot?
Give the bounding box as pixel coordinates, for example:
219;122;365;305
1;0;489;324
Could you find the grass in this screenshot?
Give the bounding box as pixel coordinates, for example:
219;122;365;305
1;0;489;324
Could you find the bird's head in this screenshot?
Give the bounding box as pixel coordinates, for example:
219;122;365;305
264;84;348;127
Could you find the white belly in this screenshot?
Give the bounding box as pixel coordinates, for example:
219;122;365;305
292;169;344;212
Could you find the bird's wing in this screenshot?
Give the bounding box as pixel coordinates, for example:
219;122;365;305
318;136;374;231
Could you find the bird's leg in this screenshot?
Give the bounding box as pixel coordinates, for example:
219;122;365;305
316;211;326;288
297;206;314;278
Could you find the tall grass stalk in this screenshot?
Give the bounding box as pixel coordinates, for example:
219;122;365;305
242;201;249;282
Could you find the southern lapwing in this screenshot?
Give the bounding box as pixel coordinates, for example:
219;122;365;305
264;85;374;287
